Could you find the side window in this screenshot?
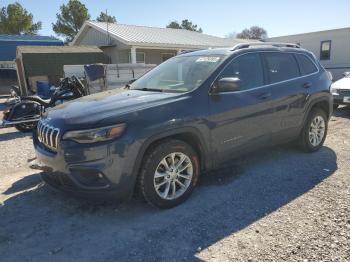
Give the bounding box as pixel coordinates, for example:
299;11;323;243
320;40;331;60
295;54;318;75
219;53;264;90
264;52;300;84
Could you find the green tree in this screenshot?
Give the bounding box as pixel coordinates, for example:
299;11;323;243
166;19;203;33
0;2;41;35
166;21;182;29
96;12;116;23
237;26;268;40
52;0;90;42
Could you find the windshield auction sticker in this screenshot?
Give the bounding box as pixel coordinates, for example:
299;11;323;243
196;57;220;63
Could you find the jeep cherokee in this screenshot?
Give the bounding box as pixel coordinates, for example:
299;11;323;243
33;43;333;208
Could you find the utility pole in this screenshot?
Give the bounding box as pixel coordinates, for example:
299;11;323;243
106;9;111;46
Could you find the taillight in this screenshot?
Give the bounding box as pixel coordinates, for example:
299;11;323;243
3;107;11;114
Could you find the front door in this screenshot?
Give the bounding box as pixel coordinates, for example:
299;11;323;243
208;52;274;164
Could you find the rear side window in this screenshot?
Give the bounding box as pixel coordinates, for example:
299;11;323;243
264;53;300;84
295;54;318;75
219;53;264;91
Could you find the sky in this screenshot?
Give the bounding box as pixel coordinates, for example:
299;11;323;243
1;0;350;38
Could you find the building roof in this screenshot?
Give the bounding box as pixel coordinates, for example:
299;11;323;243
17;45;103;54
0;34;62;42
72;21;253;49
0;35;64;62
267;27;350;40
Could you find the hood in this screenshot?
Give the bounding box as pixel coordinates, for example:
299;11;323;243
331;76;350;89
45;89;184;126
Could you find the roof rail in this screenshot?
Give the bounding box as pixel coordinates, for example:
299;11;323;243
231;42;301;51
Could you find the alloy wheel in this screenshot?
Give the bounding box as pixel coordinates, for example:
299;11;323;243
153;152;193;200
309;115;326;147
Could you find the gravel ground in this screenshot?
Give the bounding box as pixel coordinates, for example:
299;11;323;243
0;100;349;261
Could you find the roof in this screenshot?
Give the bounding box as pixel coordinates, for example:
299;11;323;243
0;34;62;42
17;45;103;54
0;35;64;61
267;27;350;40
72;21;254;49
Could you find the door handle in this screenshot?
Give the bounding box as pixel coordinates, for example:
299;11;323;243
258;92;271;100
303;82;312;89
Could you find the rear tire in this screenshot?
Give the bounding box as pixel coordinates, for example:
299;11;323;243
137;139;200;209
299;108;328;152
15;122;37;132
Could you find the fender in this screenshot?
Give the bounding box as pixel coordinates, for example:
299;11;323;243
130;126;212;185
302;93;332;126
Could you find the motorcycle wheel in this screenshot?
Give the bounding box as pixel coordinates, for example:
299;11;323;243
15;122;37;132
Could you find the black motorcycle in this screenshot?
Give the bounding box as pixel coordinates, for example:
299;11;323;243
1;76;88;132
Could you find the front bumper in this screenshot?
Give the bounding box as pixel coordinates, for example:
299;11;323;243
33;129;139;201
332;92;350;105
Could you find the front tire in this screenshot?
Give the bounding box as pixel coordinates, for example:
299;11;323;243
138;140;200;209
299;108;328;152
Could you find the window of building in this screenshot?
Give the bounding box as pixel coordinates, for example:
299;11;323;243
263;52;300;84
129;52;146;63
219;53;264;91
161;53;175;62
295;54;318;75
320;40;331;60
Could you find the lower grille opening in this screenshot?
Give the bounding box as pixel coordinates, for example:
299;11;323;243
69;168;110;189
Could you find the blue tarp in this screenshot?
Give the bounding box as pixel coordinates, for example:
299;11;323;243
0;35;63;62
84;64;106;81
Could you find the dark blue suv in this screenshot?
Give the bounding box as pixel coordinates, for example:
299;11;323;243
33;43;333;208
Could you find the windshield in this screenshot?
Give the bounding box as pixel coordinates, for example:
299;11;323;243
130;55;224;93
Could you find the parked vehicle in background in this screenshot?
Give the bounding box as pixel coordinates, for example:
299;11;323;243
1;76;88;132
331;72;350;109
32;43;332;208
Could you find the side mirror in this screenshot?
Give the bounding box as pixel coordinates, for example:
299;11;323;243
125;78;136;89
213;77;241;93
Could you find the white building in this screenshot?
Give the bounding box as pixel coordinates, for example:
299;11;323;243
72;21;252;65
267;27;350;80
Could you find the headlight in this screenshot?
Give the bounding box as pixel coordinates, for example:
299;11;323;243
62;123;126;144
330;87;338;94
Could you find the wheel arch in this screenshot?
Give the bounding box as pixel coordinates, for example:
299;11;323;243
303;95;332;125
130;127;211;194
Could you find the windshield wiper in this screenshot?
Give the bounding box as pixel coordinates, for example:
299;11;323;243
134;88;163;92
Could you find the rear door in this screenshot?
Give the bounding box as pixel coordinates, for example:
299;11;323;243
208;52;274;163
262;52;314;140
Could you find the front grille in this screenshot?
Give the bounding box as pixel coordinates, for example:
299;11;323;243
37;120;60;150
